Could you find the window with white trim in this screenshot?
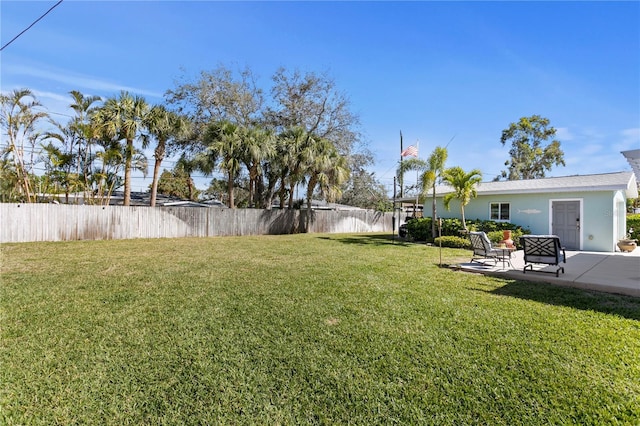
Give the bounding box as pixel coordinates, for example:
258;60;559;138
490;202;510;221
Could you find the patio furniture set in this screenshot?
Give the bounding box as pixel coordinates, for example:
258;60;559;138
469;231;566;277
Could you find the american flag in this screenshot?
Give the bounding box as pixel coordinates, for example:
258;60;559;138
401;145;418;157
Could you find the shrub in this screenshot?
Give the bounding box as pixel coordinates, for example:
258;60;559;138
433;235;471;249
626;214;640;240
405;217;530;246
405;218;431;241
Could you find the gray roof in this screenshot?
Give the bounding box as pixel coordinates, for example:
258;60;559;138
430;171;638;198
622;149;640;183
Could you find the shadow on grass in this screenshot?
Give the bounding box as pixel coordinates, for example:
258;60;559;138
317;234;413;246
485;279;640;321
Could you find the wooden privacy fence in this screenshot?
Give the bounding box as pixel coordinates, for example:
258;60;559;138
0;204;394;243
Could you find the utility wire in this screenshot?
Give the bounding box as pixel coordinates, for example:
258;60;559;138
1;0;64;52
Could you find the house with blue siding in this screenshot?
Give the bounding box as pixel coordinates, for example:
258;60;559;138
425;171;637;252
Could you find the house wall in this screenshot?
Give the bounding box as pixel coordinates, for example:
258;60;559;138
433;190;621;252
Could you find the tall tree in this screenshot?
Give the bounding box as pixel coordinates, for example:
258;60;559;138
93;91;150;206
91;136;125;205
396;146;448;236
304;137;349;215
0;89;49;202
266;68;359;155
278;126;309;209
199;121;244;208
241;126;275;207
144;105;190;206
175;153;200;201
498;115;565;180
442;166;483;230
67;90;102;194
340;168;390;210
39;138;77;202
156;168;199;200
423;146;448;236
165;65;264;135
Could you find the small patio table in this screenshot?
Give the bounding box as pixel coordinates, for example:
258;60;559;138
496;246;516;269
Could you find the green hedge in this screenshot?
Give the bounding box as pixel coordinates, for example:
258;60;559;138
626;214;640;240
433;236;471;249
405;217;530;248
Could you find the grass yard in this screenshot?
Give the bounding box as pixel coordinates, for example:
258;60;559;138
1;233;639;425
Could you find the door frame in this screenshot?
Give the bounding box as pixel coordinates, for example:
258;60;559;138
549;198;583;250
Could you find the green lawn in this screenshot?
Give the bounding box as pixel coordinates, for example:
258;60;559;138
1;233;639;425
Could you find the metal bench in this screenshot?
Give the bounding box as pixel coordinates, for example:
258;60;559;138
519;235;566;277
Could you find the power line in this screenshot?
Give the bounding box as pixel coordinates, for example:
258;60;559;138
1;0;64;52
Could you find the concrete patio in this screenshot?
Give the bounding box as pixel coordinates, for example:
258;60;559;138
452;247;640;297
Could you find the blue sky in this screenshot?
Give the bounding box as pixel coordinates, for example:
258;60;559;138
2;1;639;193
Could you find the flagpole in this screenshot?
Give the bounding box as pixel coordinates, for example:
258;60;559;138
399;130;403;198
415;139;420;216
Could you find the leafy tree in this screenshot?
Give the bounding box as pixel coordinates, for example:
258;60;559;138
93;91;150;206
498;115;565;180
166;65;268;206
266;68;364;208
166;65;365;209
165;65;264;136
175;153;201;201
0;89;49;202
156;168;199;200
39;141;78;202
340;168;390;210
266;68;359;154
442;166;483;230
0;158;20;202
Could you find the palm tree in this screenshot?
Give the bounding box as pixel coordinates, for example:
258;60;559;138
441;166;483;230
175;153;200;201
40;138;77;203
282;127;310;209
241;126;275;208
200;121;244;208
92;137;124;205
424;147;448;236
92;91;149;206
68;90;102;193
396;146;448;237
0;89;49;202
304;137;349;230
144;105;190;207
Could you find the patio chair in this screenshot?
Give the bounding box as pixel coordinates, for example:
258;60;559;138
469;231;503;266
519;235;566;277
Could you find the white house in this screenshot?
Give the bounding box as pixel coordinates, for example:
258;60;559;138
426;171;638;252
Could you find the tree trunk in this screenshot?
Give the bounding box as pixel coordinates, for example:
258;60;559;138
461;205;467;230
150;158;162;207
227;170;235;208
123;139;132;206
431;185;437;237
305;177;317;232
